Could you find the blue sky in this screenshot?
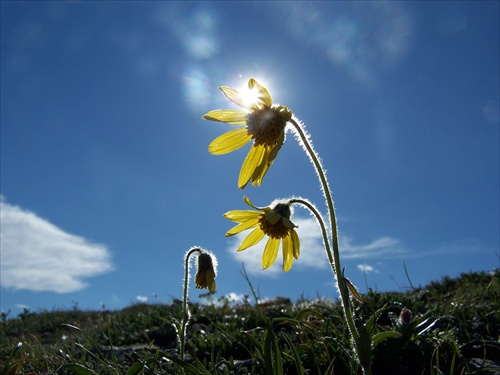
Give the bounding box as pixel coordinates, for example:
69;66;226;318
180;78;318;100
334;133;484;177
1;1;498;316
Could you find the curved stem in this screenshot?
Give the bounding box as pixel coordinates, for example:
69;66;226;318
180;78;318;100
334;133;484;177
180;247;201;361
289;118;359;344
289;198;334;267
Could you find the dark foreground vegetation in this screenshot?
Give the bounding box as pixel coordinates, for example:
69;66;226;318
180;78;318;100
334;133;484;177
1;270;499;375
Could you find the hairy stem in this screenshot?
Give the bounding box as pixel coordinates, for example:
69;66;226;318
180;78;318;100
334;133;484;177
180;247;202;361
289;118;360;344
289;198;333;267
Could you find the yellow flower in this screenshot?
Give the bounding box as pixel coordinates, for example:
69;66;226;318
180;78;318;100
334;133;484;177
194;251;217;294
224;196;300;272
203;78;292;189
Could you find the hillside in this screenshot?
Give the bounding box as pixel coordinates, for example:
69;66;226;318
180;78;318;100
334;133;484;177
1;270;499;375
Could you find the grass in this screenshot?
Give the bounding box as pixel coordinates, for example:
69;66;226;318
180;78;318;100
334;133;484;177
1;270;499;375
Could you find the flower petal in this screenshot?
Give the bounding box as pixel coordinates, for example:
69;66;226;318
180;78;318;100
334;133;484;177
224;210;261;222
209;128;252;155
203;109;247;124
238;227;265;251
248;78;272;107
225;218;260;237
291;229;300;259
267;130;285;162
282;234;294;272
250;148;271;186
239;144;266;189
262;237;280;269
208;282;216;294
219;86;248;108
196;269;216;294
243;196;269;211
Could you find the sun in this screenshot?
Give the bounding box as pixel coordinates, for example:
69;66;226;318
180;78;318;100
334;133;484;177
237;76;273;109
239;85;262;108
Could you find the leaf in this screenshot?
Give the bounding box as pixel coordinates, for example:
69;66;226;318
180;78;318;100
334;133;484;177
263;326;282;375
416;317;438;336
125;362;144;375
294;308;325;321
242;330;264;358
4;358;26;375
371;331;402;347
161;353;206;375
344;277;364;303
281;332;305;375
57;364;98;375
357;324;373;370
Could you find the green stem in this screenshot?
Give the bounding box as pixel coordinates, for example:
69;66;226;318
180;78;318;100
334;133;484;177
289;198;334;267
180;247;201;361
289;118;360;344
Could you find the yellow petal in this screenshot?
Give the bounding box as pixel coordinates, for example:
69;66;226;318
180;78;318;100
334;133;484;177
219;86;248;108
250;148;271;186
195;271;206;288
224;210;261;222
267;130;285;162
291;229;300;259
239;145;266;189
248;78;272;107
225;218;260;237
203;109;247;124
207;270;217;294
243;196;268;211
262;237;280;269
209;128;252;155
282;234;294;272
238;227;265;251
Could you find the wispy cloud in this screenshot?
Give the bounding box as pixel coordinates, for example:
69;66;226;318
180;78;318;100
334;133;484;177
340;235;408;259
227;215;410;276
227;214;491;278
0;197;114;293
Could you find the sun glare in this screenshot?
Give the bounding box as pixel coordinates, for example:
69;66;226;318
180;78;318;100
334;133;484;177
237;77;273;108
240;86;261;108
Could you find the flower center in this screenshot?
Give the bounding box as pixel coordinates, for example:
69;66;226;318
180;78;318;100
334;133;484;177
258;204;293;239
246;106;289;147
259;215;290;239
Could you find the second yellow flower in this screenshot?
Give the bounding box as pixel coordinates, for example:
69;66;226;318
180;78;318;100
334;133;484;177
224;196;300;272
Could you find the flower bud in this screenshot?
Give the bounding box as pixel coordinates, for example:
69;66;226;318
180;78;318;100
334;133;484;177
399;308;413;325
194;251;217;294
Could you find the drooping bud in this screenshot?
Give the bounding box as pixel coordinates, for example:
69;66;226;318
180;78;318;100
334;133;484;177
194;250;217;294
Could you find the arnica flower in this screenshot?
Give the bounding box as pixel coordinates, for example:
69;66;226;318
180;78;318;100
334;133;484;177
203;78;293;189
194;251;217;294
224;196;300;272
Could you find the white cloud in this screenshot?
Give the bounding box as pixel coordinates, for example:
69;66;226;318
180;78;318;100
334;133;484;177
224;292;247;304
203;292;249;307
15;304;29;312
357;263;379;273
136;295;148;303
341;235;407;259
227;215;409;277
0;197;113;293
